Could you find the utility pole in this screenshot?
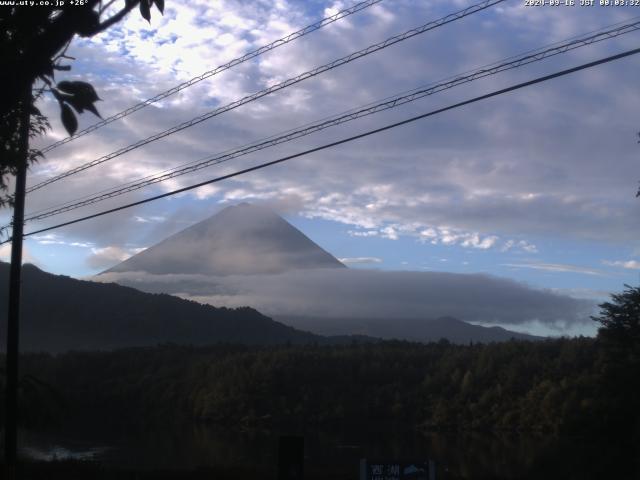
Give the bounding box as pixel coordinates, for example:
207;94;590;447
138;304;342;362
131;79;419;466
4;85;30;478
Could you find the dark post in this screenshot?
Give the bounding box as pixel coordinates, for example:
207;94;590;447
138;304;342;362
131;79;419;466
277;435;304;480
4;86;30;477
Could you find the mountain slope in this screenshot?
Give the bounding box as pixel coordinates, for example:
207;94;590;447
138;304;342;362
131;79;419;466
277;315;540;342
105;203;345;276
0;262;323;352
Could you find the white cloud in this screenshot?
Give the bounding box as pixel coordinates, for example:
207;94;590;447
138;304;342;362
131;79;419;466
520;242;538;254
502;262;604;276
349;221;506;252
339;256;382;264
31;234;94;248
0;244;39;265
603;260;640;270
469;318;598;338
69;242;95;248
1;243;13;261
419;228;437;240
502;239;538;253
348;229;379;237
461;234;498;250
380;226;398;240
133;215;166;223
86;246;135;270
32;234;66;245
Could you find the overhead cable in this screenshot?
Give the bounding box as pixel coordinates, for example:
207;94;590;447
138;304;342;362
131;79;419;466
6;45;638;243
27;0;506;194
23;19;640;222
39;0;386;154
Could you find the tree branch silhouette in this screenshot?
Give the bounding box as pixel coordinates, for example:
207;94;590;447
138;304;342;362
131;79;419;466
0;0;165;205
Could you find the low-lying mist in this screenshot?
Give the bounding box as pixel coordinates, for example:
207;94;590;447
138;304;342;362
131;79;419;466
96;268;596;336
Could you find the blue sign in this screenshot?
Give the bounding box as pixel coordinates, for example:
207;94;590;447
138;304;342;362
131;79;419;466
360;459;436;480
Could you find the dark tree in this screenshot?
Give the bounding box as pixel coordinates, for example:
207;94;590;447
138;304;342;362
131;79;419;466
593;285;640;352
592;285;640;440
0;0;165;205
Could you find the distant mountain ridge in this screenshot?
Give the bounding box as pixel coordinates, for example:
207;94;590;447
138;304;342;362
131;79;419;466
0;262;325;353
277;315;540;343
105;203;345;276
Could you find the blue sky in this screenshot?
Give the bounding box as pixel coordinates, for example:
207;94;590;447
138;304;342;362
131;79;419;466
2;0;640;335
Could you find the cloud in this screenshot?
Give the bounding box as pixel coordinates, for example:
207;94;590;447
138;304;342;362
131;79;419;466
69;241;95;248
0;244;39;266
461;233;498;250
348;223;521;252
86;246;136;270
32;234;67;245
17;1;639;249
348;230;379;237
31;233;95;248
0;244;9;261
502;262;604;276
603;259;640;270
551;287;612;301
469;318;598;338
133;215;166;223
338;256;382;264
95;268;595;329
4;0;637;307
502;239;538;254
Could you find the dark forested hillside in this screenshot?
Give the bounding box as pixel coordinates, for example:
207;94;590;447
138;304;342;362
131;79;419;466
9;338;638;443
0;263;322;352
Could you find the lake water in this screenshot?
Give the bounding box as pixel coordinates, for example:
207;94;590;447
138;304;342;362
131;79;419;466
16;424;638;479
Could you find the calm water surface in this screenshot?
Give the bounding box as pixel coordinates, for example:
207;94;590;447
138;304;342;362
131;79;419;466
17;425;638;479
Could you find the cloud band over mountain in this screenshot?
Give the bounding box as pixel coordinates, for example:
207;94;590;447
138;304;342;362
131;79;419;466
94;203;597;337
97;268;595;331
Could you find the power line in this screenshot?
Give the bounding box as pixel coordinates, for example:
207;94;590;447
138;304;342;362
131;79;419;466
28;13;640;221
38;0;386;154
30;14;640;219
22;19;640;222
26;0;505;194
7;46;639;244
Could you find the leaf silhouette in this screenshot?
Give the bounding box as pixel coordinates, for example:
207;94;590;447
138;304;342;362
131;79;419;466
76;9;100;37
60;103;78;136
57;81;99;103
154;0;164;13
84;102;102;119
57;81;102;118
140;0;151;22
65;96;85;114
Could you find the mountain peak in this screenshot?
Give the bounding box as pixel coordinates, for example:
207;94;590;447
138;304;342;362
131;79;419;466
105;203;345;276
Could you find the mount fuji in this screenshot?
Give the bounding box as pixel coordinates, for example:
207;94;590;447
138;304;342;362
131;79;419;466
96;203;573;343
106;203;345;276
